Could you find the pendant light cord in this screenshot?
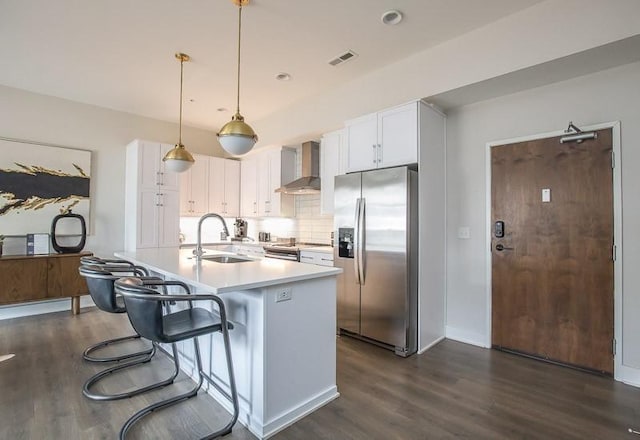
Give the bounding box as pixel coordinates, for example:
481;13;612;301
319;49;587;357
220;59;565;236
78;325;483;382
179;56;184;146
235;4;243;115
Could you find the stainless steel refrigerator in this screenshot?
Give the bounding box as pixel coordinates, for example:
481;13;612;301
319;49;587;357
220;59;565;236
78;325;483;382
334;166;418;357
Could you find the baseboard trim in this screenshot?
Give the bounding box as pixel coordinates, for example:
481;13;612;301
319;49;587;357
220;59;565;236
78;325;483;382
259;387;339;439
418;335;445;354
618;364;640;388
445;325;488;348
0;296;95;320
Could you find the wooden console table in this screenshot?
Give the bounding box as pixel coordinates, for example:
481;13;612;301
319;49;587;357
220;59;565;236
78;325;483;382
0;251;92;314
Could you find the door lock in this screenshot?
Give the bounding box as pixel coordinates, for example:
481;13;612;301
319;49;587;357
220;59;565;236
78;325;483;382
495;243;514;251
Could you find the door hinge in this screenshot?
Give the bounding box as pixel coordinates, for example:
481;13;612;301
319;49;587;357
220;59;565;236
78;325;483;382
612;244;617;262
611;151;615;169
613;338;617;356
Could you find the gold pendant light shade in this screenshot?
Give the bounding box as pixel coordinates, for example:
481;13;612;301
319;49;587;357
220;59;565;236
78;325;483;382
217;0;257;156
163;143;194;173
163;53;195;173
217;112;257;155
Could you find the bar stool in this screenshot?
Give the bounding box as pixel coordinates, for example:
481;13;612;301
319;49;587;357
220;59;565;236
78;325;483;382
79;263;179;401
114;277;239;440
79;257;152;363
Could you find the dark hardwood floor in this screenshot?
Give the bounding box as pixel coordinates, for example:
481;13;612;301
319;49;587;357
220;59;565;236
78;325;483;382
1;308;639;439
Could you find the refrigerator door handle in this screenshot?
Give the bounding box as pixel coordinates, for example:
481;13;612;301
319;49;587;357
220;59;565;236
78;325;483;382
357;198;365;284
353;198;362;285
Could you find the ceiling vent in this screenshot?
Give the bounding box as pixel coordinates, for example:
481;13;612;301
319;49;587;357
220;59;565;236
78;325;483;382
328;50;358;67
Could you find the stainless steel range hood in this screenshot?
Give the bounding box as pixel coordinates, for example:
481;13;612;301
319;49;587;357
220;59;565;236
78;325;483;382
275;141;320;195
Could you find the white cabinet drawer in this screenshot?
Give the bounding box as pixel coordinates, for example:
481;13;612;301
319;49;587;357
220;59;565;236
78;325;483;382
300;250;334;267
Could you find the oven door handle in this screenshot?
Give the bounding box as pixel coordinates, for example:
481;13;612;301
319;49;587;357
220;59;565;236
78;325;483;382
264;252;299;261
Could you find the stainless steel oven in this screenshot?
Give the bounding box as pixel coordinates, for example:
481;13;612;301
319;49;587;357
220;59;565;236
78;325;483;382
263;245;300;261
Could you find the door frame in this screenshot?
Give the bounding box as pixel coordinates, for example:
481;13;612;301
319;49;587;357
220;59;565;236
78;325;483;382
484;121;622;380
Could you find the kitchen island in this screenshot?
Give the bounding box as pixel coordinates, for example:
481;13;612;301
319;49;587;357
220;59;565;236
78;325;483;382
114;247;342;439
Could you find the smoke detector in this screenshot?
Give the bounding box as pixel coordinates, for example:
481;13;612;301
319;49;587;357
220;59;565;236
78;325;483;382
328;50;358;67
381;9;403;25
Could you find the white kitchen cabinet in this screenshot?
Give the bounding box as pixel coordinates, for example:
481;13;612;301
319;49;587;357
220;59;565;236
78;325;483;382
346;101;423;173
346;113;378;173
224;159;240;217
137;141;180;191
320;128;347;214
125;139;180;250
240;156;258;217
241;147;295;218
209;157;240;217
299;250;334;267
179;153;209;216
232;243;265;258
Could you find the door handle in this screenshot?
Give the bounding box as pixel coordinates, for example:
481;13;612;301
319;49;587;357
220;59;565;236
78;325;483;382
353;198;362;285
357;198;365;284
495;243;513;251
372;145;377;164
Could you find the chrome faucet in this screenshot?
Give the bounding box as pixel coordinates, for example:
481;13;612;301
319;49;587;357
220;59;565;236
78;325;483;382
194;213;230;258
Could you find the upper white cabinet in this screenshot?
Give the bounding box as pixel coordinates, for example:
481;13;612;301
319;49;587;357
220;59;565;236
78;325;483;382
240;156;259;217
179;155;241;218
346;101;421;173
240;147;296;218
179;153;209;216
125;139;180;250
320;128;347;215
209;157;240;217
137;141;180;191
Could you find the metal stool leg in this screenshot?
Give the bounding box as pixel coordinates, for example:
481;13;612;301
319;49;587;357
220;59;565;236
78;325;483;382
120;329;239;440
83;334;153;363
83;342;178;401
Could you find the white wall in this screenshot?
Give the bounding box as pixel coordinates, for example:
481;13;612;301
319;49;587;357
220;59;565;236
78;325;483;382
0;84;223;256
444;62;640;378
253;0;640;147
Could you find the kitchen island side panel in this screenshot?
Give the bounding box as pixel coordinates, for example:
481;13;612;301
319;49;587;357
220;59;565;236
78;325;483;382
263;277;338;434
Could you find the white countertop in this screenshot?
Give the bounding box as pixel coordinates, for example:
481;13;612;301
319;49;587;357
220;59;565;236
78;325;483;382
114;247;341;294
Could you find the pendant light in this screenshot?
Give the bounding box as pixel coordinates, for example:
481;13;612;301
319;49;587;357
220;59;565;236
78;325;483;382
163;53;195;173
217;0;258;156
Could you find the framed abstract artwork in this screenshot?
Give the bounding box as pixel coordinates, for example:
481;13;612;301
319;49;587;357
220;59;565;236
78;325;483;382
0;137;91;235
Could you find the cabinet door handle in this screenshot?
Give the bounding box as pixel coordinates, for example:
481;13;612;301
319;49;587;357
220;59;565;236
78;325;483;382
159;172;164;186
156;172;161;186
372;144;377;164
253;201;257;214
378;144;382;164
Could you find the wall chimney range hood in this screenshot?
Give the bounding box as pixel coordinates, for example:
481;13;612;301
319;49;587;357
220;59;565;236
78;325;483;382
275;141;321;195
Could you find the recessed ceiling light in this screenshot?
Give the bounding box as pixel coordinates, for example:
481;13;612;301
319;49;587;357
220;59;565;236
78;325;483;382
276;72;292;81
381;9;403;25
217;107;228;112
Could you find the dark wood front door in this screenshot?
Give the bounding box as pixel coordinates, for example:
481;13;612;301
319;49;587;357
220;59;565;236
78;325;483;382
491;128;614;374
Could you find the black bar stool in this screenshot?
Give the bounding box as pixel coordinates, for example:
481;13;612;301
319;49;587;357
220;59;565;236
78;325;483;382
79;257;152;363
114;276;239;440
79;262;179;401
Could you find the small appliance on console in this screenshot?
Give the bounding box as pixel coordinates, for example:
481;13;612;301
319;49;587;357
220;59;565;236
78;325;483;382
233;218;248;241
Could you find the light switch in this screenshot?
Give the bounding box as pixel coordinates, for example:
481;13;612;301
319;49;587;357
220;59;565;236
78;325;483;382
457;227;470;239
542;188;551;203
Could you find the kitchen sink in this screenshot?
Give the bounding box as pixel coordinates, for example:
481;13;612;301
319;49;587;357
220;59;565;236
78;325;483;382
201;255;253;264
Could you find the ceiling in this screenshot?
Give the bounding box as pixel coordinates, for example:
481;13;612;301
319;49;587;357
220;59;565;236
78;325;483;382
0;0;544;132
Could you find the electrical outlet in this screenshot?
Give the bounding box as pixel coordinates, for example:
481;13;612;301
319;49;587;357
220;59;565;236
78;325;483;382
276;288;292;302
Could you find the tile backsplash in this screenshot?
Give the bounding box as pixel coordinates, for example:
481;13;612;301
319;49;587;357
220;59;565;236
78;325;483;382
180;194;333;245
